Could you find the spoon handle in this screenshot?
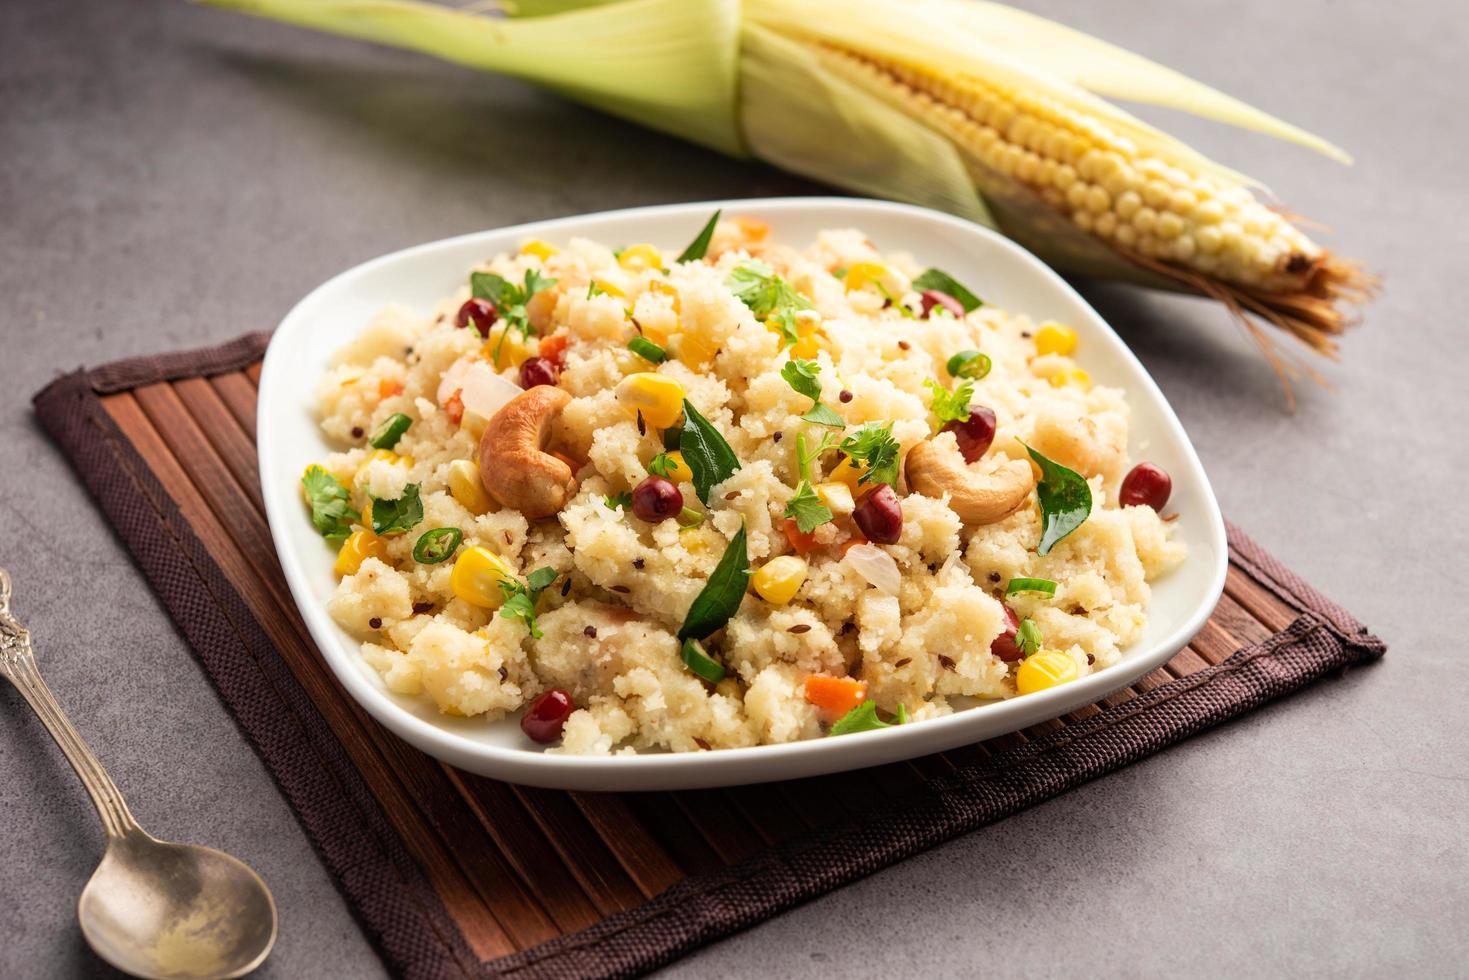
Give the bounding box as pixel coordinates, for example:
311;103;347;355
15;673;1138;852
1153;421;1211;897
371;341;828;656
0;570;139;839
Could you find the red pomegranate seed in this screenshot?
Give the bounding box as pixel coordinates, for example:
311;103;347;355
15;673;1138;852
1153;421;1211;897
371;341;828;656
1120;462;1172;511
518;356;559;389
853;484;903;544
455;298;497;338
521;689;575;743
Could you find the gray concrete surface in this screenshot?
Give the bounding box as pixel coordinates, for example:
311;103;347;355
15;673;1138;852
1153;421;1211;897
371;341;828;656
1;0;1462;976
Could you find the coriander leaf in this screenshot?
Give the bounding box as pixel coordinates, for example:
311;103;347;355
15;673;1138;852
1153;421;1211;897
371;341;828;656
498;565;558;639
828;701;897;736
370;484;423;536
802;403;845;428
678;398;741;505
1022;442;1092;555
839;422;901;487
603;492;633;511
912;268;983;312
477;268;558;367
784;481;834;533
301;466;358;541
780;358;823;403
678;523;750;641
1016;618;1043;657
727;261;813;321
471;271;514;306
771;308;800;349
795;430;841;483
676;209;721;263
647;452;676;478
522;268;556;298
925;378;974;424
782;358;844;427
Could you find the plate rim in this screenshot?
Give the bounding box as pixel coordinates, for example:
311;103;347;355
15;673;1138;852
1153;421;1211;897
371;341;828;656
258;196;1228;790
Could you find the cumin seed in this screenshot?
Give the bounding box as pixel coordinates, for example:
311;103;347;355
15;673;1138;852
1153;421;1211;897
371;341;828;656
938;654;957;672
611;585;631;594
787;624;812;634
894;657;912;668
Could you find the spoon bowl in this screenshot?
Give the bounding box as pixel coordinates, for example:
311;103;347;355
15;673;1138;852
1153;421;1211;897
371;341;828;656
0;569;277;978
79;831;277;980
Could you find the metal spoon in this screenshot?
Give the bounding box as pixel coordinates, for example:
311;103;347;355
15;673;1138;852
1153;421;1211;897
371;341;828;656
0;569;277;979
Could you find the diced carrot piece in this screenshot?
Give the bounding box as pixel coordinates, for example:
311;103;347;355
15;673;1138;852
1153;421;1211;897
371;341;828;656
539;331;571;367
782;517;817;556
379;378;404;399
734;216;770;241
804;675;867;719
444;390;464;426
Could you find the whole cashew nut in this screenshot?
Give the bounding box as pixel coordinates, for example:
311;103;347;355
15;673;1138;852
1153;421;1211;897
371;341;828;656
478;386;576;520
904;439;1034;526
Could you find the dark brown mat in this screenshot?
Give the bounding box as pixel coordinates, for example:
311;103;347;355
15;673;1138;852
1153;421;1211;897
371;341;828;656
33;334;1384;980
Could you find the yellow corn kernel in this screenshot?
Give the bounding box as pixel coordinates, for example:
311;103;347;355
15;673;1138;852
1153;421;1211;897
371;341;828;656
814;482;855;516
357;448;414;481
480;331;534;369
674;331;717;370
447;459;497;514
615;373;686;429
752;555;808;605
647;279;682;314
449;546;514;609
1034;322;1078;357
1048;368;1092;391
790;333;825;360
1015;649;1081;695
829;455;867;493
334;529;388;577
617;244;663;273
843;261;888;293
733;215;770;242
519;238;559;260
661;451;694;485
590;277;626;298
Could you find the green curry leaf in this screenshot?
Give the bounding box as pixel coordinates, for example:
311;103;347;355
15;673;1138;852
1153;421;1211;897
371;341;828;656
1023;443;1092;555
677;523;750;642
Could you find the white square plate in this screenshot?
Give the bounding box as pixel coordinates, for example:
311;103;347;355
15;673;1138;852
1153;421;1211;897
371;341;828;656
258;198;1227;790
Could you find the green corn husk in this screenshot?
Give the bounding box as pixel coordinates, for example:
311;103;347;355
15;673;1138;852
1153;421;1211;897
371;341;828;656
202;0;1373;384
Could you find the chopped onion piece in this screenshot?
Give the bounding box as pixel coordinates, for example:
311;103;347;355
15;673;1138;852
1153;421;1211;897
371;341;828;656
437;356;520;419
844;543;900;596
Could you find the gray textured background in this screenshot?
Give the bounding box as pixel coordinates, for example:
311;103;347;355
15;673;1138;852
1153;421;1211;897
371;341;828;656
2;0;1463;976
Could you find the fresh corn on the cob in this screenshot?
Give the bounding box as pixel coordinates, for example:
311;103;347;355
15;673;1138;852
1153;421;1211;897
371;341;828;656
204;0;1372;388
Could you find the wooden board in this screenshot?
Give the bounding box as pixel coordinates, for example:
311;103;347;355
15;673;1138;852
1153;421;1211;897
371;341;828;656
33;336;1384;980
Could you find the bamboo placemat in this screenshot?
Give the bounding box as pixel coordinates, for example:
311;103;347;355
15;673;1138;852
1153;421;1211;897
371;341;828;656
33;334;1384;980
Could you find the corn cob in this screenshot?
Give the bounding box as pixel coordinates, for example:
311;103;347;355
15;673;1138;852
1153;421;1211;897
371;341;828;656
810;43;1372;371
203;0;1373;391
